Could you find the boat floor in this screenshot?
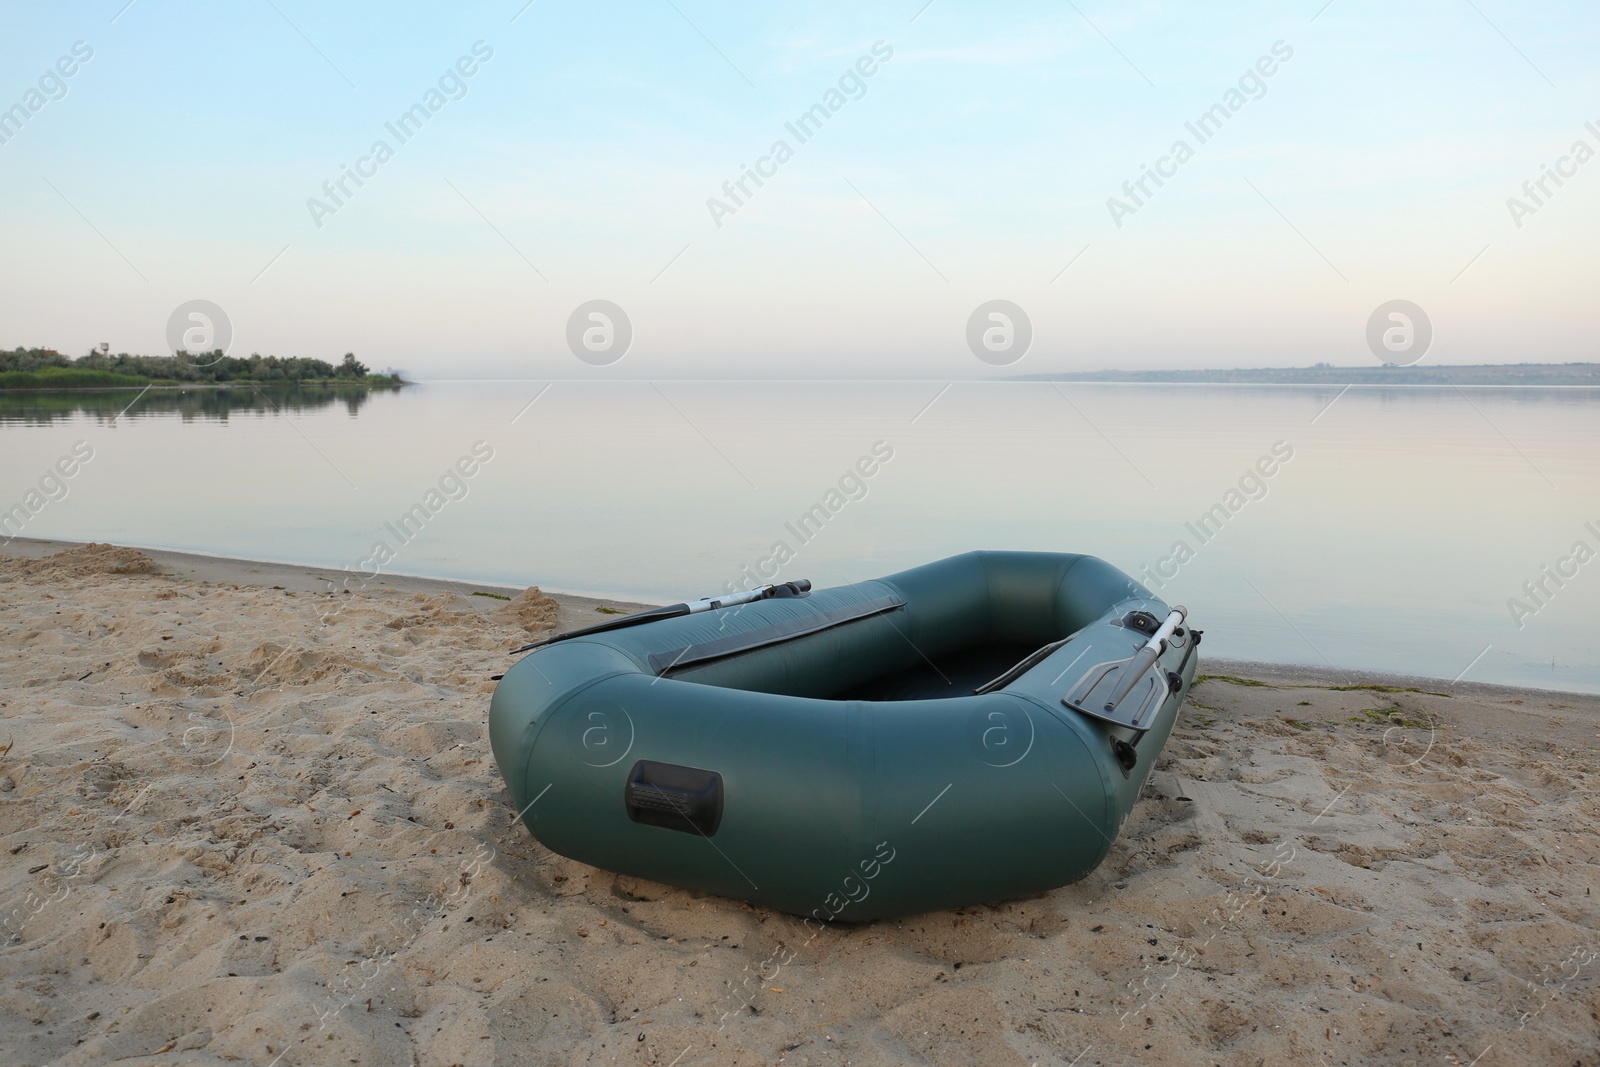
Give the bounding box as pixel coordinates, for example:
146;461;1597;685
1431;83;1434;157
839;643;1039;702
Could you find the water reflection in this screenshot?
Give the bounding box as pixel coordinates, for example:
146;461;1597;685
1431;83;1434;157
0;384;400;425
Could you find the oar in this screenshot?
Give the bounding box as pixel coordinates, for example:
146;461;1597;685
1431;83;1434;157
510;580;812;654
1102;605;1187;712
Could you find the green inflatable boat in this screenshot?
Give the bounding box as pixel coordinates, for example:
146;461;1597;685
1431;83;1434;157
488;551;1200;921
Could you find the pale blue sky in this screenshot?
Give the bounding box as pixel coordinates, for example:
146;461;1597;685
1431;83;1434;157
2;1;1596;378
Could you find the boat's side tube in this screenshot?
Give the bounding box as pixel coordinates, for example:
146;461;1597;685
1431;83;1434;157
500;664;1120;921
488;641;642;817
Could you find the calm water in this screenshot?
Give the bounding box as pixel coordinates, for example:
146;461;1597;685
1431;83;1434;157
3;381;1597;693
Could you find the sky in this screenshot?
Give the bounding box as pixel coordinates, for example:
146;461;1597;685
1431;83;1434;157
1;0;1596;379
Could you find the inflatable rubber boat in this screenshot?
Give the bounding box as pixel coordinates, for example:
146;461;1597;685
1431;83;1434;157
488;551;1200;921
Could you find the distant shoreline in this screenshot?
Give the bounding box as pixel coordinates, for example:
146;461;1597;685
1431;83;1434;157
9;362;1592;390
1016;362;1600;387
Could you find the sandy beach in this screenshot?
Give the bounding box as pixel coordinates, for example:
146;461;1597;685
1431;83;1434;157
1;539;1596;1067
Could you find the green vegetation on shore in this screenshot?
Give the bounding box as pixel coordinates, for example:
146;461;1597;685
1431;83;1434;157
1;346;404;390
0;367;148;389
1194;674;1273;688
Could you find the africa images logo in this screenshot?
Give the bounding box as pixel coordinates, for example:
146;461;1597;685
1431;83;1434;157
165;300;233;367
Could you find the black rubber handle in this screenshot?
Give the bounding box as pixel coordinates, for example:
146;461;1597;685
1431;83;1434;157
625;760;723;836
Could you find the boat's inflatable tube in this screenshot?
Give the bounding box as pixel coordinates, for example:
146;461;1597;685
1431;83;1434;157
489;551;1200;921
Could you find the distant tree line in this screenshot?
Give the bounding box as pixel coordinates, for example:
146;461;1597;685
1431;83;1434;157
1;346;399;384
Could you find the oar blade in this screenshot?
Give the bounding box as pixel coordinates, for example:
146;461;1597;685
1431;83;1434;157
1061;656;1167;732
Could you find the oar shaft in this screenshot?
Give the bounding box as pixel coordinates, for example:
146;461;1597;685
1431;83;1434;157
511;604;688;653
1141;606;1187;653
682;587;775;614
1103;606;1187;711
513;580;811;653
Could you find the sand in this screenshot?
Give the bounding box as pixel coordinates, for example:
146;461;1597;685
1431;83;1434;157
1;539;1596;1067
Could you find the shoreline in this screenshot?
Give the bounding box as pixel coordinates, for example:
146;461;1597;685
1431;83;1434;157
371;376;1600;390
4;535;1593;702
0;535;655;625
